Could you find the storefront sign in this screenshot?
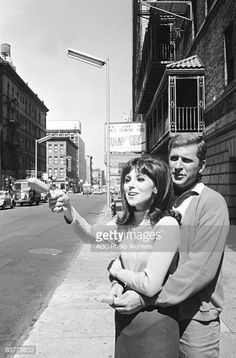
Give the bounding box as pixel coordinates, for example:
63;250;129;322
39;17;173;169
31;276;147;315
109;122;146;153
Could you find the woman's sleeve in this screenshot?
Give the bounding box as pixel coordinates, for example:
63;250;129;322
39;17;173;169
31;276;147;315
116;217;180;297
67;207;117;244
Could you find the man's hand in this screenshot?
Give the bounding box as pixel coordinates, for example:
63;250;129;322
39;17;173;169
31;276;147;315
112;290;144;314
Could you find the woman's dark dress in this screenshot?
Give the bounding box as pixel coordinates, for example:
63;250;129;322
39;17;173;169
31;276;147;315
115;306;179;358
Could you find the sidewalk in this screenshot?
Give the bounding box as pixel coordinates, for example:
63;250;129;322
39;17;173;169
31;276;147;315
11;237;236;357
13;244;115;358
219;247;236;358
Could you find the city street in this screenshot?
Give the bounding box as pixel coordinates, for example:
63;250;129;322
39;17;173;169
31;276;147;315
0;193;106;354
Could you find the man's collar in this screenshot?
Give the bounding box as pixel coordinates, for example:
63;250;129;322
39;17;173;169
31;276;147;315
173;180;201;196
173;182;204;208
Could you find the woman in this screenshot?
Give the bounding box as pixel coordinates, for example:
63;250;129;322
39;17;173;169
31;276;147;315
106;156;180;358
49;156;180;357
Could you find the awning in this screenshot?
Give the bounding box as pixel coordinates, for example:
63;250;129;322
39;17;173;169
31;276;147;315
166;55;204;70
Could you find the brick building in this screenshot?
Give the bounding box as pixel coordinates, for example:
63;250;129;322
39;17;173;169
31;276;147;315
132;0;236;222
46;137;77;190
0;44;48;188
47;126;86;184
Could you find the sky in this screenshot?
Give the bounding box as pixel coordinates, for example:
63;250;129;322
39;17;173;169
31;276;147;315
0;0;132;169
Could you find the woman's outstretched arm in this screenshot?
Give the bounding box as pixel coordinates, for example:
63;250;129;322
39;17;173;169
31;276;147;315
49;190;93;240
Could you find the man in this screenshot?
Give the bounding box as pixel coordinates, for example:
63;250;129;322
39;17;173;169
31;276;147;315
112;133;229;358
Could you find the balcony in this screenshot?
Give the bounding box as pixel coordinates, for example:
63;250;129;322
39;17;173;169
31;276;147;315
173;106;204;132
146;55;205;154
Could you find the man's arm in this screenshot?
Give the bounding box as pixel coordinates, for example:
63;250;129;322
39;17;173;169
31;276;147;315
113;194;229;314
143;196;229;307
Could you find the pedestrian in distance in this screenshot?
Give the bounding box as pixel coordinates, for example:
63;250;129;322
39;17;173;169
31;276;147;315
48;156;182;358
110;133;229;358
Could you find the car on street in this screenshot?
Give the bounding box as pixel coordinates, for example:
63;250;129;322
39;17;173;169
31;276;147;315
0;190;15;209
93;189;103;195
13;180;41;206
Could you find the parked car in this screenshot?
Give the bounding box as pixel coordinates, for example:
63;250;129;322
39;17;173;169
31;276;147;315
0;190;15;209
93;189;103;195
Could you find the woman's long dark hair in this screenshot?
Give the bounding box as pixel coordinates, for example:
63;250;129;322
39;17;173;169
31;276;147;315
116;156;179;227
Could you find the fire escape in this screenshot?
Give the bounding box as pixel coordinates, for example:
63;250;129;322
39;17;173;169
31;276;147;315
134;1;205;155
3;93;22;176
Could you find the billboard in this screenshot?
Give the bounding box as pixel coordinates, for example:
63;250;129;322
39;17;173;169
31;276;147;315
109;122;146;153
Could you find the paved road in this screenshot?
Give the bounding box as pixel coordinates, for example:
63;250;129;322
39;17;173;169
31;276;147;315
0;194;106;354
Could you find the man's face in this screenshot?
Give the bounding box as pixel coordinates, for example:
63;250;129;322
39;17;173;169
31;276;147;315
169;144;206;191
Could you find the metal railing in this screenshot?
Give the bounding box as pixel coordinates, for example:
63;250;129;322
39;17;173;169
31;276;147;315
174;106;202;132
158;43;175;62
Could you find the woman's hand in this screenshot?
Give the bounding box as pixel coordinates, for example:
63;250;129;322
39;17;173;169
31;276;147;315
110;282;124;298
49;190;73;222
109;257;123;278
96;283;124;305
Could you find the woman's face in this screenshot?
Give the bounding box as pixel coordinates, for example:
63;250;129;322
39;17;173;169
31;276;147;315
123;167;156;211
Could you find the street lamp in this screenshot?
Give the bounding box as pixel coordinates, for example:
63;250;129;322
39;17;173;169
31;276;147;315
35;134;52;178
67;48;111;208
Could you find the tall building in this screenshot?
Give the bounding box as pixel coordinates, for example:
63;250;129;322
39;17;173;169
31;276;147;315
132;0;236;222
92;168;105;188
46;137;77;190
85;155;93;184
0;44;48;189
47;126;86;184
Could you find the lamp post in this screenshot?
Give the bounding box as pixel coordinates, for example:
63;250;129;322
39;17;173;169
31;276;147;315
67;48;111;208
35;135;52;178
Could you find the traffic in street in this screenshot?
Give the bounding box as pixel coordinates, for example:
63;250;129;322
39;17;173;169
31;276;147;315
0;193;106;354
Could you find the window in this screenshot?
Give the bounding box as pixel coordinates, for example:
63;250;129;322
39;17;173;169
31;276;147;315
48;156;52;165
48;144;52;153
224;22;235;86
54;144;58;153
60;168;64;177
54;157;58;164
54;168;58;176
60;156;64;165
48;168;52;177
60;144;64;152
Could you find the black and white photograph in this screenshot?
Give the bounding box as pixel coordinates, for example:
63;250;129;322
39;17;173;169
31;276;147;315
0;1;236;357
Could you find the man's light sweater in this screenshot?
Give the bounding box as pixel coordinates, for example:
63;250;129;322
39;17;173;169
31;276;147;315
155;185;229;321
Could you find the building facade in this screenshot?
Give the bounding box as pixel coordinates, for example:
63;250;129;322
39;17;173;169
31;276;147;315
46;137;77;190
85;155;93;185
92;168;105;188
133;0;236;222
0;45;48;189
46;127;86;184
